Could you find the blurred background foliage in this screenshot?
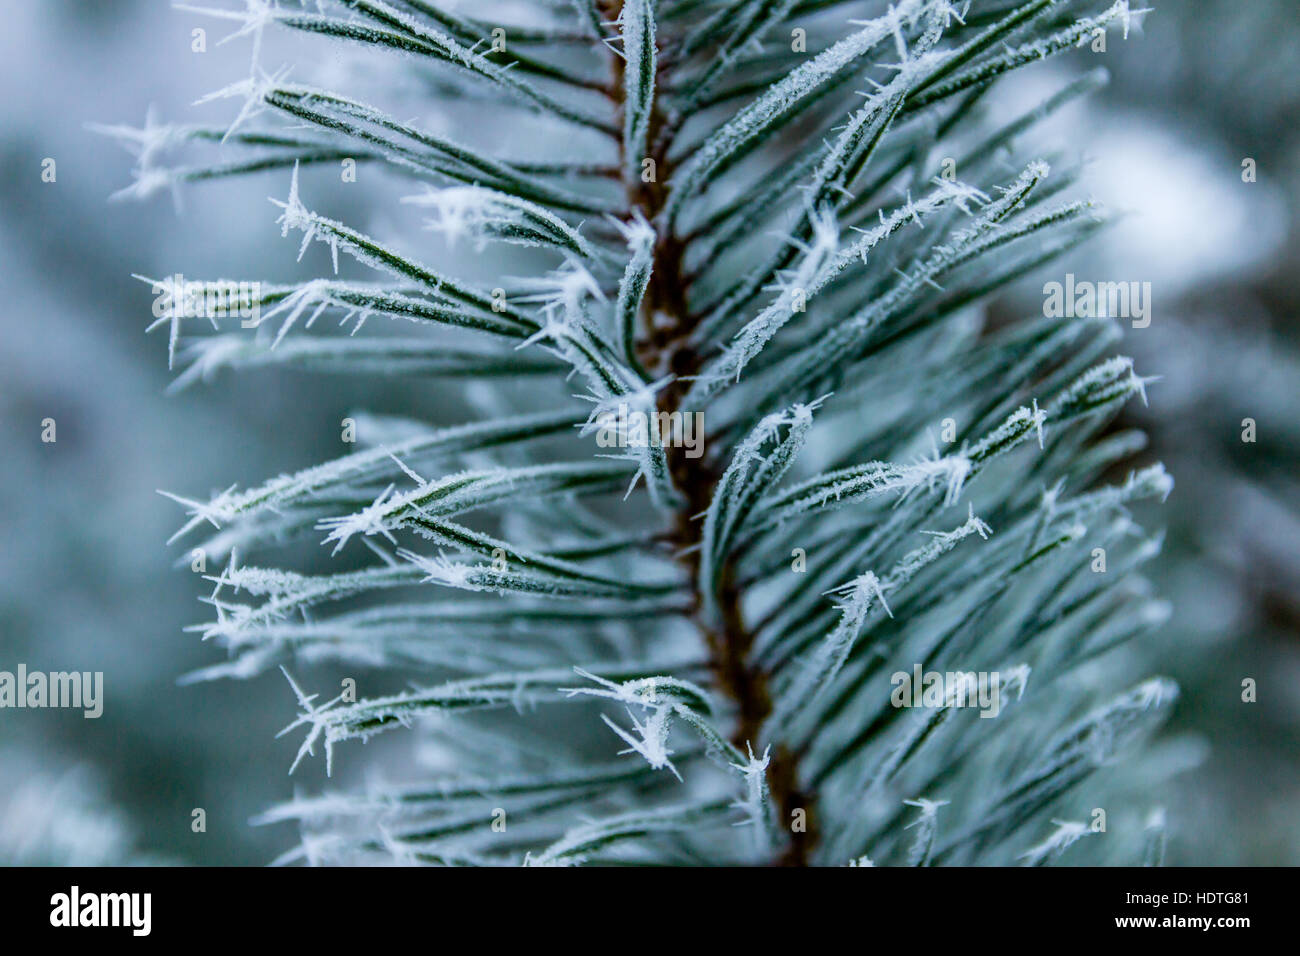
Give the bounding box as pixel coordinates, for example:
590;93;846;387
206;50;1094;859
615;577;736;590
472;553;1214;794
0;0;1296;864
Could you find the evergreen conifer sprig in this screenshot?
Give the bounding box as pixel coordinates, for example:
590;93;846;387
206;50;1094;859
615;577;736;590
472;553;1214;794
107;0;1174;865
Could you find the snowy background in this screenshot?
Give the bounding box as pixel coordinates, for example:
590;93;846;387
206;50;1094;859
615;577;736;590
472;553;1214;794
1;0;1297;864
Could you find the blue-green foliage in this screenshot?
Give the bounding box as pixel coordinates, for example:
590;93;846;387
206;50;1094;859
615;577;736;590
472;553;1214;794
106;0;1177;865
